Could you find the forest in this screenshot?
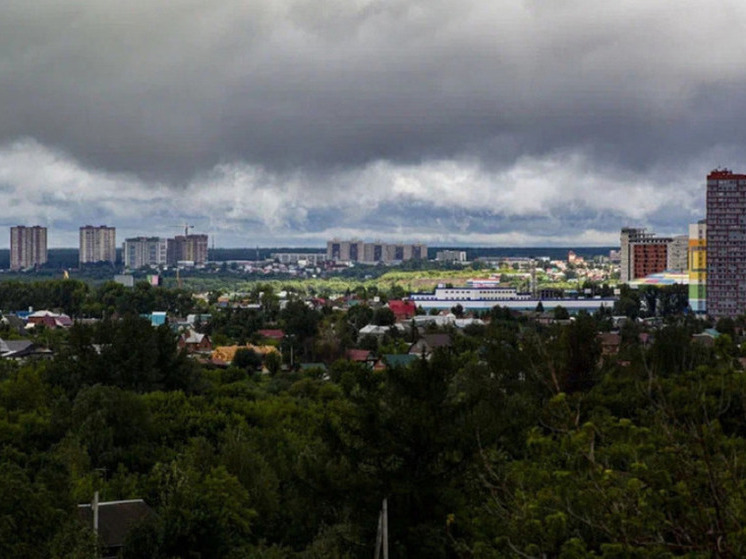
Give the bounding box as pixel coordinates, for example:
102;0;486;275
0;279;743;557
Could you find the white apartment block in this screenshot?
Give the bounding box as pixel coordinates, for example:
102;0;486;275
123;237;168;269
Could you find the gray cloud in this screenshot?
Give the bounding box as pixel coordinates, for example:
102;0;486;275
0;1;742;245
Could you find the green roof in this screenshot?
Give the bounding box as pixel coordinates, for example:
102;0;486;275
382;354;418;368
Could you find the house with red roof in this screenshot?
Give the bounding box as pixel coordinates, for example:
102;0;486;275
388;299;416;321
258;329;285;342
344;348;376;365
177;330;212;354
27;310;73;329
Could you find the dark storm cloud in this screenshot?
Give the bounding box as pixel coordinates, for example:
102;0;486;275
1;0;744;246
2;0;743;182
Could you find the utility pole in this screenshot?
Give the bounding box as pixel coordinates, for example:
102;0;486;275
382;498;388;559
374;498;389;559
530;258;538;299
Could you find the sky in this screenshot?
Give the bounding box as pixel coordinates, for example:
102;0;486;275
0;0;742;248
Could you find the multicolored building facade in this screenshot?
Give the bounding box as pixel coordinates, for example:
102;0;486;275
688;220;706;315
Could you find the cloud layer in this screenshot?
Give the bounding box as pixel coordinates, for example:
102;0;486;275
0;0;741;246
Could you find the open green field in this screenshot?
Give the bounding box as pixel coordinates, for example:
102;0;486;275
173;267;556;296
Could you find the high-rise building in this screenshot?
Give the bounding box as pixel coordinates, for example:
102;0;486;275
620;228;651;283
326;240;365;262
327;239;427;263
666;235;689;272
79;225;116;265
706;169;746;317
363;242;386;263
10;226;47;271
633;242;669;279
688;220;706;315
168;234;208;265
122;237;168;269
620;227;672;283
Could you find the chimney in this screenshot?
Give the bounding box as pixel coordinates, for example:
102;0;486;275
92;491;99;532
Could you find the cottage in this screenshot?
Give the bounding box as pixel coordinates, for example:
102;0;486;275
177;330;213;353
26;310;73;329
408;333;452;358
373;353;419;371
258;329;285;342
344;348;375;365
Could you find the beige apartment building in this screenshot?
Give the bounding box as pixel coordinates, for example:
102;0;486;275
168;234;208;265
327;239;427;263
10;226;47;270
79;225;116;265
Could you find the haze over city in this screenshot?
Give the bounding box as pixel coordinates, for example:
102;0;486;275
1;1;742;247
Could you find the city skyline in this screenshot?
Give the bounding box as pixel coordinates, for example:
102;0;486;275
1;2;742;247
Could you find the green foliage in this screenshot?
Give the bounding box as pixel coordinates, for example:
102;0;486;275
372;306;396;326
6;283;746;558
46;316;199;394
264;350;282;375
233;347;263;371
553;305;569;320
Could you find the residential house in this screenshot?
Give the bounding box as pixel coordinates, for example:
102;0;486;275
211;344;280;367
26;310;73;329
359;323;406;339
373;353;419;371
148;312;168;327
388;299;417;321
344;348;376;365
0;339;41;359
408;333;452;358
258;329;285;342
77;497;154;559
177;330;212;354
598;332;622;357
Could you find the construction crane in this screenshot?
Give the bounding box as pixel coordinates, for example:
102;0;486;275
171;223;195;237
169;223;196;289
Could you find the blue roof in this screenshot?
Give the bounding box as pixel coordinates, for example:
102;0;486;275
149;312;167;326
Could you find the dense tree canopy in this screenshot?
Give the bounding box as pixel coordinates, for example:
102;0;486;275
2;284;746;557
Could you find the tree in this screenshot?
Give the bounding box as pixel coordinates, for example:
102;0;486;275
281;300;321;359
346;304;374;330
553;305;569;320
555;312;601;392
264;351;282;375
71;385;152;469
372;307;396;326
327;352;477;558
232;348;262;371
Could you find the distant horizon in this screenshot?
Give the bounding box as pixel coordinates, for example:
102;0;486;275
0;245;620;252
